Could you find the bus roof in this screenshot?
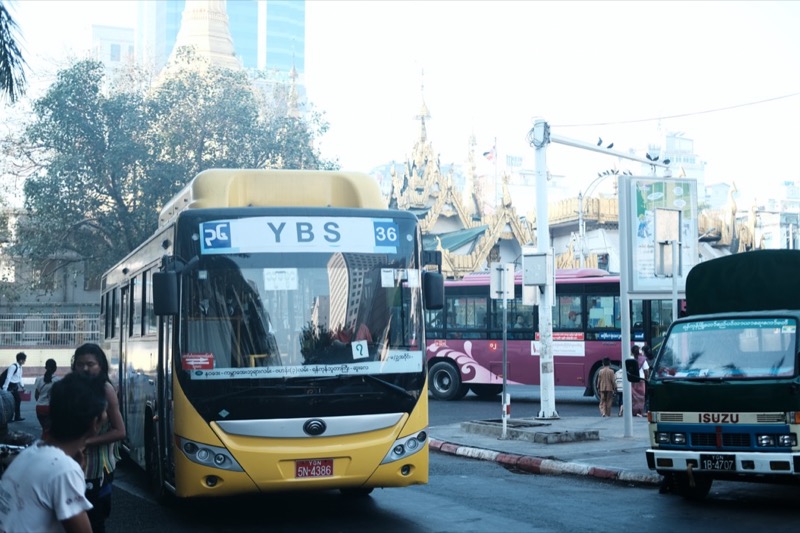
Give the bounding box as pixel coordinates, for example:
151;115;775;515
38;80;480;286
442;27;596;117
159;169;386;227
686;249;800;315
448;268;614;287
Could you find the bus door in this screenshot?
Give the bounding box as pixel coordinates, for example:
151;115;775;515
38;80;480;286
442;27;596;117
160;307;175;481
118;284;131;438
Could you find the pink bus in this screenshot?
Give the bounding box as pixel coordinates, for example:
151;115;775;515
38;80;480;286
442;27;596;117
424;268;675;400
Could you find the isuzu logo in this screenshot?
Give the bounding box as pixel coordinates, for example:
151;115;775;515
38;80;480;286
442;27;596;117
303;419;327;436
698;413;740;423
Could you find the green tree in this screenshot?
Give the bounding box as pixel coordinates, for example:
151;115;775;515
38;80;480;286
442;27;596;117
16;60;152;280
0;0;27;103
13;52;336;282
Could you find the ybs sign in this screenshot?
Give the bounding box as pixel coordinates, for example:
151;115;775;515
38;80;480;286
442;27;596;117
200;216;400;255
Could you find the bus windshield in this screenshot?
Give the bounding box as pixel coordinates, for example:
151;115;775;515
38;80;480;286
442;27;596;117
179;215;423;381
654;317;797;380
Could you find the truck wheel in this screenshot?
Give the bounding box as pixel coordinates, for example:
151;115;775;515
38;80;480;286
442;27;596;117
673;472;712;500
429;361;469;401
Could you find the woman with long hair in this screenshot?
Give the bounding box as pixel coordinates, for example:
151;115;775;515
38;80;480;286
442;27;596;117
71;343;126;533
630;345;650;417
34;358;59;434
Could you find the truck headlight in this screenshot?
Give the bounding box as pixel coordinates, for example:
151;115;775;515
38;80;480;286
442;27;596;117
757;435;775;447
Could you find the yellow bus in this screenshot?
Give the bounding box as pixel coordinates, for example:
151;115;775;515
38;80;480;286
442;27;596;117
101;169;443;499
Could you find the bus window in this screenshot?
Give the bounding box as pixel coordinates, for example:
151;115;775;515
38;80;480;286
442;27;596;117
445;295;487;339
587;296;620;329
555;295;582;330
650;299;674;340
132;274;143;337
144;270;157;336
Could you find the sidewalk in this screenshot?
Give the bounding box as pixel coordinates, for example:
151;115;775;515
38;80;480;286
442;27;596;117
429;411;662;486
5;395;41;440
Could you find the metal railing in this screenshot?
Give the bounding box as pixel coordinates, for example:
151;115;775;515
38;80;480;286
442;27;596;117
0;313;100;347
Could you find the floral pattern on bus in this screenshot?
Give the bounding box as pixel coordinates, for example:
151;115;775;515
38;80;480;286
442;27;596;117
427;341;521;384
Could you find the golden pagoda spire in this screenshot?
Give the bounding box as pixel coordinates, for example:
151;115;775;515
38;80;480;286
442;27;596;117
415;69;431;142
169;0;241;71
288;54;300;118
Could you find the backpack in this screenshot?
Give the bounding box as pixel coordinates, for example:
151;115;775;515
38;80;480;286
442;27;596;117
0;363;17;388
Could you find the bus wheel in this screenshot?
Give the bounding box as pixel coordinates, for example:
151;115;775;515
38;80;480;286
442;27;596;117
340;487;374;497
429;361;469;401
673;472;712;500
470;384;502;399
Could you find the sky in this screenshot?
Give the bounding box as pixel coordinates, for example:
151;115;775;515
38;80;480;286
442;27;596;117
8;0;800;206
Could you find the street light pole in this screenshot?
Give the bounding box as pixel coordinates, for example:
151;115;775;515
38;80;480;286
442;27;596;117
530;118;558;420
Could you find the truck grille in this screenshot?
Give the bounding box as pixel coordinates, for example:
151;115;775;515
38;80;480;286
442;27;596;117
691;432;751;448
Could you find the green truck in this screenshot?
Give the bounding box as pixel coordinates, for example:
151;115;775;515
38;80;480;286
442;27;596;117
628;250;800;499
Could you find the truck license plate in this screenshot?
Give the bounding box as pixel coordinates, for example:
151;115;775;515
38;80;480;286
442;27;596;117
295;459;333;478
699;454;735;471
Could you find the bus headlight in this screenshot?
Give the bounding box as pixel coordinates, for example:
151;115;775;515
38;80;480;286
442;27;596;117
778;434;797;447
382;430;428;464
179;437;244;472
656;432;671;444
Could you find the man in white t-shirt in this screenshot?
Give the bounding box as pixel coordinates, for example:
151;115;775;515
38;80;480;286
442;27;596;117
0;372;107;532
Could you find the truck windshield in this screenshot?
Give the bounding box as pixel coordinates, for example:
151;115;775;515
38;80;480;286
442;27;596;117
654;317;797;379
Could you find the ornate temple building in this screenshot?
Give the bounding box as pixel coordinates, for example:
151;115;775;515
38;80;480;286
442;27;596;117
385;88;776;280
388;90;535;280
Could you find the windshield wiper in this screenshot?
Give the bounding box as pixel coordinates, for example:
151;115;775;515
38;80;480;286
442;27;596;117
359;374;416;399
660;376;730;383
196;383;305;403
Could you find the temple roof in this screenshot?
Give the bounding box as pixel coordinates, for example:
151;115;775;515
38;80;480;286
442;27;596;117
388;74;535;279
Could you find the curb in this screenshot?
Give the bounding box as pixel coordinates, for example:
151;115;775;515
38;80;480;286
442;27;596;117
429;438;662;486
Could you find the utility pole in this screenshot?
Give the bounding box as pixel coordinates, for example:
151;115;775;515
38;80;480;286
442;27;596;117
528;120;672;431
530;119;558;419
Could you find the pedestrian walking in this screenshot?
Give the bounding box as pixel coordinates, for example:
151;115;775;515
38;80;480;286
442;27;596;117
0;372;107;532
597;357;616;417
72;343;126;533
631;345;650;416
34;358;60;435
2;351;27;422
614;366;624;416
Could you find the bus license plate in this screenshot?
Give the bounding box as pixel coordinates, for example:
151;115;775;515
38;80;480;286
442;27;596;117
295;459;333;478
699;454;735;471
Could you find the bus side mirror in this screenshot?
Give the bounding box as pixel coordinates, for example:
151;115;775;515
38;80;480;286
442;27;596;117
624;358;641;383
153;272;179;316
423;271;444;310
